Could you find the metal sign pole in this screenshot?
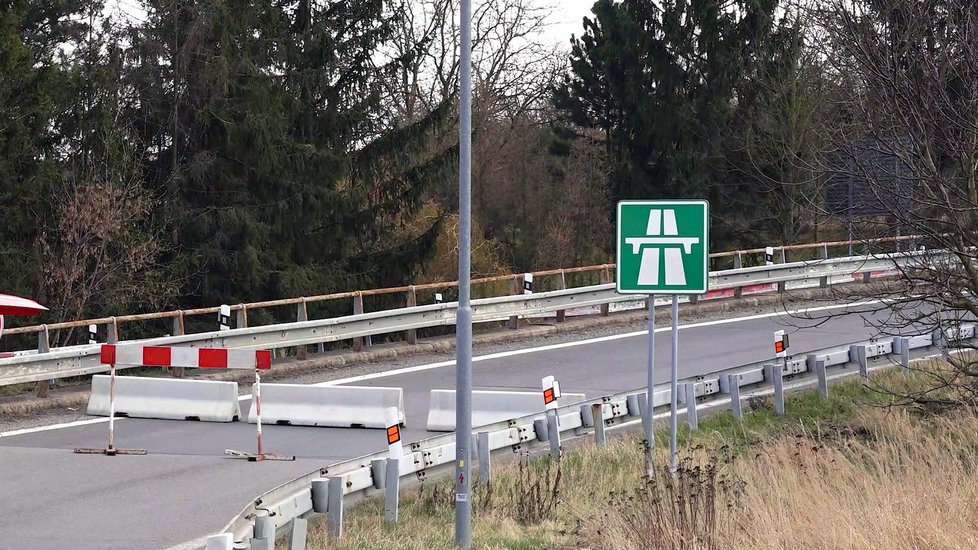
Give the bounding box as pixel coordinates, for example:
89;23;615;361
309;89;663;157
669;294;679;473
455;0;473;545
644;295;655;477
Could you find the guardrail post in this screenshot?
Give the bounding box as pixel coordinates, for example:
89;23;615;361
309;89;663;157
900;337;911;376
35;325;51;397
171;314;186;378
547;410;561;458
107;317;118;344
862;269;872;283
289;518;308;550
384;457;399;523
816;360;828;398
819;245;829;288
236;305;248;329
591;403;606;446
733;252;743;298
850;345;869;384
599;268;611;316
777;247;787;293
728;375;743;421
327;476;344;539
405;286;418;344
204;533;233;550
352;293;365;352
252;515;274;550
765;365;785;415
556;270;567;322
508;276;520;329
477;431;491;484
684;383;698;429
296;298;308;360
637;393;650;434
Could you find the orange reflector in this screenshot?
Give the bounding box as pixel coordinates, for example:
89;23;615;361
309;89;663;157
775;341;785;353
543;388;555;404
387;425;400;445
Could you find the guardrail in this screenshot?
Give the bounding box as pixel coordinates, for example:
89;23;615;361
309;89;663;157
0;250;920;388
3;235;918;345
216;313;967;549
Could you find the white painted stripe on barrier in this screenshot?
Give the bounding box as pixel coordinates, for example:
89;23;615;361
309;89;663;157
426;389;587;432
247;384;405;428
86;375;241;422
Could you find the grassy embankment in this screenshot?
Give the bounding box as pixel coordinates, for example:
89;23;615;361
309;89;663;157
300;364;978;550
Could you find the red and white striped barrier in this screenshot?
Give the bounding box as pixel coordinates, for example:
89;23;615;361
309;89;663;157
75;344;290;460
100;344;270;370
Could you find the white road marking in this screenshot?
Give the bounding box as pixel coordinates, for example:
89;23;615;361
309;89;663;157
0;300;882;439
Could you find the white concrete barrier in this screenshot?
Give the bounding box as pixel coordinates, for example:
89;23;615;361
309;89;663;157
87;375;241;422
427;389;587;432
247;384;405;428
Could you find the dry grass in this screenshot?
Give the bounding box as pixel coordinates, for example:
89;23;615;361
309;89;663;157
303;365;978;550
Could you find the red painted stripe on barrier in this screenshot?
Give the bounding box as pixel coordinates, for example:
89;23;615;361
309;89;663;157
101;344;117;365
256;350;271;370
198;348;228;368
142;346;171;366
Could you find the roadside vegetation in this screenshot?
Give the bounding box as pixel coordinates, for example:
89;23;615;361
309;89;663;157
301;364;978;549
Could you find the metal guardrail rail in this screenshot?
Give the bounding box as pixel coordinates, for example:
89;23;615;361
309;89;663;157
0;251;921;387
3;235;919;343
218;313;968;549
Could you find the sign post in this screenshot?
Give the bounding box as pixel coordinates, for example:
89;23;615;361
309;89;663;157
616;200;709;474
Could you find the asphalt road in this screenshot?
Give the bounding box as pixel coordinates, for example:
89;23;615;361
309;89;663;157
0;301;903;549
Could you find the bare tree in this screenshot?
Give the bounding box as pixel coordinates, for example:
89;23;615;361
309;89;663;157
790;0;978;404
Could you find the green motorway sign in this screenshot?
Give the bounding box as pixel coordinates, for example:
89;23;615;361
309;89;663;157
616;200;710;295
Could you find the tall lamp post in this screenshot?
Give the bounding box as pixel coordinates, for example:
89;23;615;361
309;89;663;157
454;0;474;547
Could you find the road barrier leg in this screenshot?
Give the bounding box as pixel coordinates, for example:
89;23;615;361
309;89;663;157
901;338;911;375
385;458;399;523
727;375;742;421
477;431;491;485
290;518;308;550
73;361;147;456
547;410;561;459
205;533;233;550
327;476;344;539
591;403;606;446
684;383;698;430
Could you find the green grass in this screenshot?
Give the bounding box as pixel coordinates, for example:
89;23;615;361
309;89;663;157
299;363;959;550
